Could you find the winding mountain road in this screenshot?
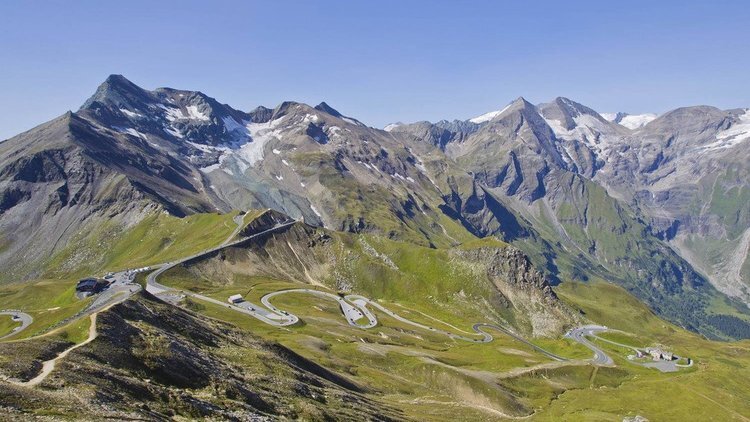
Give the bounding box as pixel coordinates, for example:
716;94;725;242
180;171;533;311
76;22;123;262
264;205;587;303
152;268;574;363
263;291;567;361
146;220;297;297
3;216;617;391
0;310;33;340
261;289;378;327
142;219;607;365
564;325;614;365
9;215;614;391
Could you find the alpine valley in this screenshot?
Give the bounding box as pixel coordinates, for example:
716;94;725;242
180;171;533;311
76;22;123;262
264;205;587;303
1;75;749;421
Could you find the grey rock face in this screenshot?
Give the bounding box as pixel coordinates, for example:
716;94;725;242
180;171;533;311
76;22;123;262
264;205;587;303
398;95;750;338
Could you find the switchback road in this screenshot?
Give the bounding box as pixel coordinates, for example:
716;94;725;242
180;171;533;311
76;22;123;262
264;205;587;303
0;310;33;340
564;325;614;365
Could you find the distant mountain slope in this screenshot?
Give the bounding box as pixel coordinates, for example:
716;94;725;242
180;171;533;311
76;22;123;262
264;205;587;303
394;96;750;339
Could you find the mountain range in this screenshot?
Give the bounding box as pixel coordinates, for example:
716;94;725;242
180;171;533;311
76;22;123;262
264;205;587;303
1;75;749;341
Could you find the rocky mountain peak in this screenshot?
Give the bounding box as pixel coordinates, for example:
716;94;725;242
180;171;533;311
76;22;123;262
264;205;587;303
644;105;732;140
80;74;152;111
653;105;725;126
510;96;537;112
538;97;608;131
247;105;273;123
313;102;363;126
314;102;343;118
270;101;302;120
467;97;531;124
100;74;142;94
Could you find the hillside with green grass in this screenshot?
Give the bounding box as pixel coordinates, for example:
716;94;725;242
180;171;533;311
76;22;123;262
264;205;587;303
135;219;747;419
41;210;242;280
545;280;750;421
0;280;91;340
160;220;578;337
1;208;749;420
472;173;750;341
0;209;256;338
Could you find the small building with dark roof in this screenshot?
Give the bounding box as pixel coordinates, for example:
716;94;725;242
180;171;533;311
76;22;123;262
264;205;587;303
76;278;108;293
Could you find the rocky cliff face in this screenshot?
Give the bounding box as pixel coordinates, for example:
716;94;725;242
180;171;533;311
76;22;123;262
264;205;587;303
598;107;750;304
453;246;578;336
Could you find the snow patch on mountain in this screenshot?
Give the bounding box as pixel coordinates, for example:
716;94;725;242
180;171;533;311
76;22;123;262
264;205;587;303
601;112;657;130
326;126;343;141
119;108;143;119
187;141;215;153
341;116;360;126
191;116;287;175
195;143;232;173
543;112;624;169
700;109;750;152
159;103;210;122
238;118;284;166
618;113;657;130
160;104;186;122
310;204;322;218
185;105;210;121
114;126;148;140
201;163;220;173
545;113;617;146
469;103;512;124
221;116;247;134
164;126;184;138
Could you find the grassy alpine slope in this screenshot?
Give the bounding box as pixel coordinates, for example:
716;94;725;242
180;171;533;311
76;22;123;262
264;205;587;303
0;280;91;340
543;280;750;421
1;208;750;420
0;209;245;339
42;210;242;279
484;172;750;341
152;219;750;421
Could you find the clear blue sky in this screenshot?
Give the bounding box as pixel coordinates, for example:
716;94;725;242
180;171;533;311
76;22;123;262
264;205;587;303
1;0;748;139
